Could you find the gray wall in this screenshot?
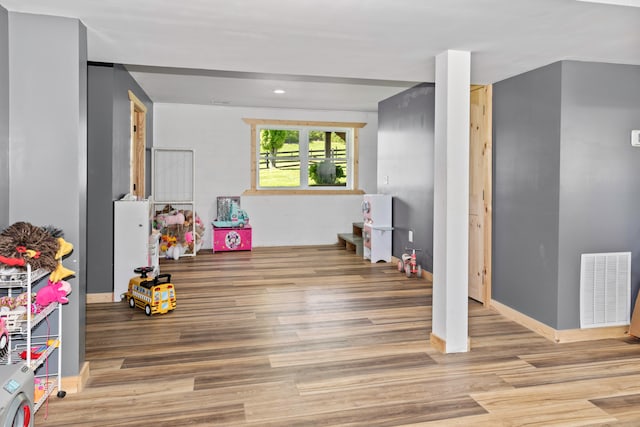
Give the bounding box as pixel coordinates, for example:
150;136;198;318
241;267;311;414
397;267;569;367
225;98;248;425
87;63;153;294
493;62;562;327
8;12;86;375
493;60;640;330
378;83;435;270
0;6;8;229
556;61;640;329
87;64;115;296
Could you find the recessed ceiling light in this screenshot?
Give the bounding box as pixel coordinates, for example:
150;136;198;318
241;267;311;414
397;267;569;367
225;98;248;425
576;0;640;7
273;89;286;94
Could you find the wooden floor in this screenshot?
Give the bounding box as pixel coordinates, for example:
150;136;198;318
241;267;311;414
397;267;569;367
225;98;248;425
35;245;640;426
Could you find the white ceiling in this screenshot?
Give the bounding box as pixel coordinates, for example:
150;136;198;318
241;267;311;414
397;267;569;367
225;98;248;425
1;0;639;111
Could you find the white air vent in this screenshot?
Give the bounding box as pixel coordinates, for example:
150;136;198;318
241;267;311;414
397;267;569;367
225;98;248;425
580;252;631;329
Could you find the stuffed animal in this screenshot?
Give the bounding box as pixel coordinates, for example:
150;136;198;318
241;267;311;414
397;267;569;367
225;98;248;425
160;235;177;253
36;280;71;308
166;244;185;260
0;292;33;311
49;262;75;283
0;222;59;270
185;231;194;245
157;212;185;228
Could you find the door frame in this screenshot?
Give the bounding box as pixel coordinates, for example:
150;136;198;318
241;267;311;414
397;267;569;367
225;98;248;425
469;85;493;305
128;90;147;199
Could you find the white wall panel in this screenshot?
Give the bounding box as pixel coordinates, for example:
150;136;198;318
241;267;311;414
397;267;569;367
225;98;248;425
153;104;378;248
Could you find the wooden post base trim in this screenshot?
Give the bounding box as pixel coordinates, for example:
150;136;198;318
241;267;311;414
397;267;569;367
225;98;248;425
87;293;114;304
430;332;471;353
60;361;90;394
430;332;447;353
490;299;629;343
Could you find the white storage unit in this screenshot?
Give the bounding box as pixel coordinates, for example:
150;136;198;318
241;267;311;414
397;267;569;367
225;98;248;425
362;194;393;263
0;265;64;412
114;200;150;301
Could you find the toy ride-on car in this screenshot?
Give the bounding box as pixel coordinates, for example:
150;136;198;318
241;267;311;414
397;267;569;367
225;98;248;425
398;248;422;278
125;267;176;316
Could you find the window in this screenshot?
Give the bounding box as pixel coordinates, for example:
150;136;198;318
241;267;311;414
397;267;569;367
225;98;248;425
243;119;366;195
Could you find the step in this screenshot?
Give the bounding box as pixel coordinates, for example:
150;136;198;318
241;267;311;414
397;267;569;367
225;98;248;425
352;222;363;237
337;233;363;256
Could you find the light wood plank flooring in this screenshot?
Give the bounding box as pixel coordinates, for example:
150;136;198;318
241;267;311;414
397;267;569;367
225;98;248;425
35;245;640;426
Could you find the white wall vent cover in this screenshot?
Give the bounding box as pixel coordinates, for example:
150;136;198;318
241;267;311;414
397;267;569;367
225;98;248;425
580;252;631;329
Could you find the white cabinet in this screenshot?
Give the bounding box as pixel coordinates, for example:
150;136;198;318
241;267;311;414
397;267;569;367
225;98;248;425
362;194;393;263
114;200;150;301
0;265;64;412
363;225;393;263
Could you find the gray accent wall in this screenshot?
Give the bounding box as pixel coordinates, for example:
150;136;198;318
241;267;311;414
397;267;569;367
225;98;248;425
556;62;640;329
87;63;153;295
493;62;562;327
8;12;87;376
0;6;8;229
87;64;115;296
378;83;435;270
493;60;640;330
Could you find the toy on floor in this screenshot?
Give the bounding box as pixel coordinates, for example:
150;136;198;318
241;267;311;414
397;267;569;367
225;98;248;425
398;247;422;278
125;267;176;316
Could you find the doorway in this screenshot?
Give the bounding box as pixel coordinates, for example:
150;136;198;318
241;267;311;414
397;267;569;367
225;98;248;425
468;85;492;305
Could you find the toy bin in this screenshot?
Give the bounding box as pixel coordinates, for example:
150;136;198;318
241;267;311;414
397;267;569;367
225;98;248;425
212;226;252;253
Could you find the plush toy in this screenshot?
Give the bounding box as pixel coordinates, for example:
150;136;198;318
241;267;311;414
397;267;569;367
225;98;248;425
55;237;73;260
0;292;33;311
157;212;185;228
36;280;71;308
185;231;203;253
0;223;75;285
0;222;59;270
48;237;75;282
166;244;185;260
160;235;177;253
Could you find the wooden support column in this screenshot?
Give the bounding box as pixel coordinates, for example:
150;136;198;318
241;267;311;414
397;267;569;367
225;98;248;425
431;50;471;353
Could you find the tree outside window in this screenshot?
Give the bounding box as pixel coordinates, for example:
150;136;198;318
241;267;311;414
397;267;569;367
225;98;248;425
243;118;366;194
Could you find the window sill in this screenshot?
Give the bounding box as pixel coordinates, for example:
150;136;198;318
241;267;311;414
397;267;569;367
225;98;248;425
243;189;365;196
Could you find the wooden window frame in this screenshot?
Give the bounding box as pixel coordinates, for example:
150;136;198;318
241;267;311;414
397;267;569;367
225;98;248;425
242;118;366;195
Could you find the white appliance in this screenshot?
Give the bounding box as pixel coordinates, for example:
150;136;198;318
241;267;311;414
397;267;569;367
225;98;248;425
362;194;393;263
0;364;34;427
114;200;151;301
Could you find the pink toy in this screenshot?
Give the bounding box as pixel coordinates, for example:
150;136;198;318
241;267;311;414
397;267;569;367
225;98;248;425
0;292;33;310
158;212;185;227
36;280;72;307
